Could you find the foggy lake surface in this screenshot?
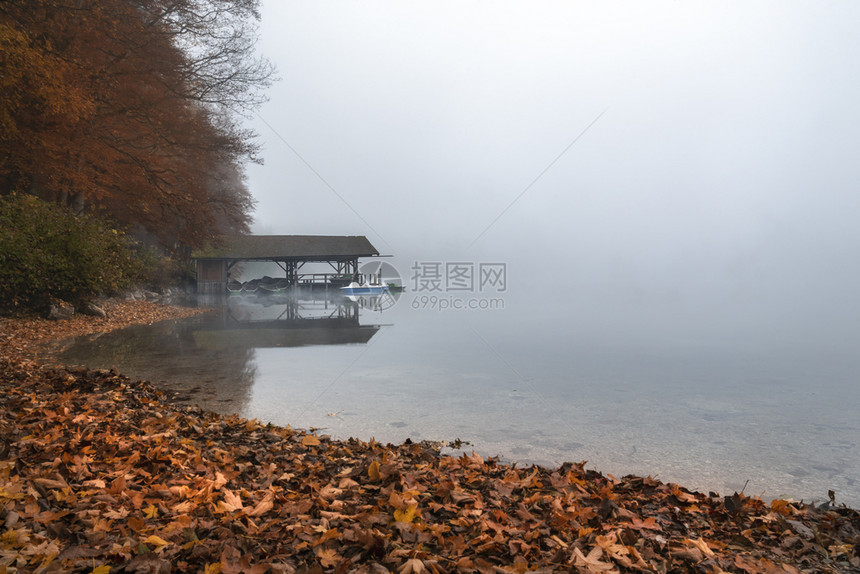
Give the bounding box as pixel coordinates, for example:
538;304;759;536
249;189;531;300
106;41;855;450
48;292;860;508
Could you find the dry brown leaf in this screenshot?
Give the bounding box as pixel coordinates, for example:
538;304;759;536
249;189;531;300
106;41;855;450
302;435;321;447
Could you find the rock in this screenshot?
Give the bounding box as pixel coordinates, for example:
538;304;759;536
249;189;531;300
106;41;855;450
125;288;158;301
46;299;75;320
80;302;107;318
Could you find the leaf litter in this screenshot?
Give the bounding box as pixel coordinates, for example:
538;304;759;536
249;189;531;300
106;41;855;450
1;303;859;573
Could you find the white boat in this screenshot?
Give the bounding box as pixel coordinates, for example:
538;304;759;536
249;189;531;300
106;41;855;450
340;281;390;296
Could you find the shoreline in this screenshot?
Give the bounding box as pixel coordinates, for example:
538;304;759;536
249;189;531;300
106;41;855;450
0;299;209;362
1;301;859;572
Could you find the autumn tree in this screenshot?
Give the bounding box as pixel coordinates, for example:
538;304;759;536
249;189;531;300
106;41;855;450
0;0;272;252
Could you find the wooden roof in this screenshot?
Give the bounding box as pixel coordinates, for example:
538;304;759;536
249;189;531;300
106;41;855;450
192;235;379;261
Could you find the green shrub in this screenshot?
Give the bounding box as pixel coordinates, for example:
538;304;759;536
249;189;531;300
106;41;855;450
0;194;142;311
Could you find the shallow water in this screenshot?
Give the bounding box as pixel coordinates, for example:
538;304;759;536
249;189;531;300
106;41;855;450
48;293;860;507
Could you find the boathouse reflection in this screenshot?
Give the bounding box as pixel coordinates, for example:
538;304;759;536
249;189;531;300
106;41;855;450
197;293;381;347
49;293;385;416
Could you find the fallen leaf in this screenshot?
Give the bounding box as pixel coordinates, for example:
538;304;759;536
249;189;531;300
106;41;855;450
394;503;419;523
368;460;381;481
399;558;425;574
302;435;321;447
217;488;244;512
246;491;274;517
144;534;170;547
315;547;340;568
572;546;615;573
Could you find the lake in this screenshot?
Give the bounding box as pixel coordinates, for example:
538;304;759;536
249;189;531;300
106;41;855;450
48;290;860;508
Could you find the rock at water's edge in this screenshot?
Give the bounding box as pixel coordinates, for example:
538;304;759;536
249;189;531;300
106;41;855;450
46;299;75;320
80;302;107;318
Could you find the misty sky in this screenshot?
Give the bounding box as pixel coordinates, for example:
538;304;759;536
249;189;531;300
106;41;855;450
243;1;860;335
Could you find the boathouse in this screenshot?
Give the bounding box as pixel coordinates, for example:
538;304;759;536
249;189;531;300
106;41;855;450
191;235;381;294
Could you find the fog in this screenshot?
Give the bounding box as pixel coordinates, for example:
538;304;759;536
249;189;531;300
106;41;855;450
243;1;860;349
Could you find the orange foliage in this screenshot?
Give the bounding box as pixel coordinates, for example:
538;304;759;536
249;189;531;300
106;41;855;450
0;0;270;250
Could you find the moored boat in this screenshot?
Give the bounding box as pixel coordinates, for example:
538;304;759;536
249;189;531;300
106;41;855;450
257;278;290;294
340;281;390;296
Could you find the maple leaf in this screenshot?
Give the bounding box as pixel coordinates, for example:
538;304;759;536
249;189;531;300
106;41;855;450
315;528;340;545
394;503;420;523
399;558;425;574
173;501;194;514
91;566;111;574
315;547;341;568
1;528;30;545
104;507;129;520
217;488;244;513
572;546;617;573
107;475;126;495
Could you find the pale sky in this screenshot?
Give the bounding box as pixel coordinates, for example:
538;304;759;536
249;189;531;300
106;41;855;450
243;1;860;328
